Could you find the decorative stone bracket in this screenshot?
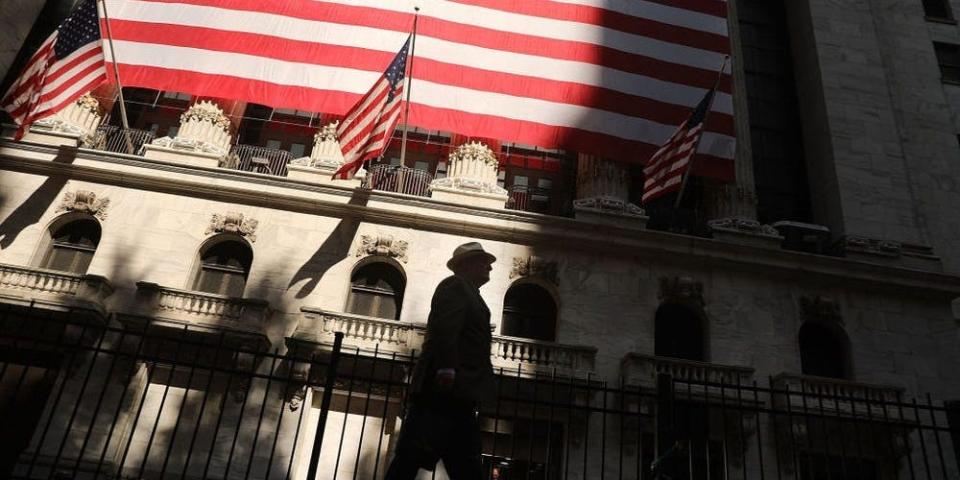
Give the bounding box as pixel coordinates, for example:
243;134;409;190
290;121;345;170
510;256;559;285
57;189;110;220
798;295;842;325
708;217;783;248
430;142;509;208
30;93;103;146
658;276;704;307
355;234;409;263
144;101;233;166
205;211;258;242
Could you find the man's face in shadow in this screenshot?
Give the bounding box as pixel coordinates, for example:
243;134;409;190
453;256;494;288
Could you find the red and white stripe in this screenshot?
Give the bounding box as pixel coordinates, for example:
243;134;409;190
2;35;107;139
101;0;735;177
333;73;405;179
641;122;702;203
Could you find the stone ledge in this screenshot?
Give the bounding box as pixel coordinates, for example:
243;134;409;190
0;263;113;318
3;141;960;298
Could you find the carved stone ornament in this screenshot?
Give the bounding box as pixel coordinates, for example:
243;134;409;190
658;276;704;307
32;93;103;144
510;256;559;285
799;295;843;325
430;142;508;195
58;190;109;220
150;100;232;157
572;196;646;217
844;235;902;257
206;211;258;242
355;234;409;263
707;217;780;237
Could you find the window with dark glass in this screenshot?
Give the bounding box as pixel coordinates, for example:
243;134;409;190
501;283;556;341
41;219;101;274
799;322;850;379
346;263;405;320
193;240;253;297
654;304;705;361
935;42;960;83
923;0;954;20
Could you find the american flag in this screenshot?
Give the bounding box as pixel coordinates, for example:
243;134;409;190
641;85;716;204
2;0;107;140
99;0;734;177
333;37;410;180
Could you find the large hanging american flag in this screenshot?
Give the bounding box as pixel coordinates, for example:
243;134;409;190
2;0;107;139
334;37;410;179
100;0;734;178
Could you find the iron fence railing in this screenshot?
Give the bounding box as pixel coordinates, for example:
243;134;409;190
231;144;295;177
1;303;958;480
363;164;433;197
90;125;155;155
507;185;553;213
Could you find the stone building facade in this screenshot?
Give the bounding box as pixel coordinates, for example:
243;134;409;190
1;0;960;479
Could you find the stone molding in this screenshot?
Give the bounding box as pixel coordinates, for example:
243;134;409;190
574;155;646;221
0;263;114;316
205;211;258;242
510;255;559;285
58;189;109;220
798;295;842;325
355;233;409;263
658;276;704;307
572;195;646;218
844;235;903;257
708;217;780;237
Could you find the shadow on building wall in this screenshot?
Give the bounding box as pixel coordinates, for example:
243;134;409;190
0;149;75;248
288;189;370;299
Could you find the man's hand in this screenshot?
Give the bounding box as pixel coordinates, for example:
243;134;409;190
435;368;456;389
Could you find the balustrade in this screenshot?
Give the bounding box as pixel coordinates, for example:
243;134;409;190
0;264;113;314
772;373;906;419
135;282;269;334
621;353;755;390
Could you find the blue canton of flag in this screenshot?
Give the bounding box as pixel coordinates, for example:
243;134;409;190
55;0;103;59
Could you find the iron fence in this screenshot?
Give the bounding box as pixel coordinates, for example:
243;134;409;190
0;304;957;479
363;164;433;197
90;125;156;155
232;144;296;177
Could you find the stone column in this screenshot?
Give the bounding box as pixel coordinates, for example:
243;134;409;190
22;93;104;147
704;0;782;247
287;121;363;187
573;154;647;227
430;141;509;209
143;100;233;167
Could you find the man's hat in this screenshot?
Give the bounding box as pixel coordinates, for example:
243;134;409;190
446;242;497;271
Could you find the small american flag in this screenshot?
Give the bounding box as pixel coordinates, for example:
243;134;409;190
641;85;717;204
333;37;411;180
1;0;107;140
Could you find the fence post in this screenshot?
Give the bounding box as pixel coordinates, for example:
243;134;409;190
653;373;678;479
946;400;960;472
306;332;344;479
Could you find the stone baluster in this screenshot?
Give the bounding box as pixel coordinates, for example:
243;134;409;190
430;141;509;209
573;154;648;227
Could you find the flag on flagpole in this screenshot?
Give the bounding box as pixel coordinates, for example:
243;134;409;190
1;0;107;140
641;86;717;204
333;37;411;180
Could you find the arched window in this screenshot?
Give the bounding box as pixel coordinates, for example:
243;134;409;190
502;283;557;341
192;239;253;297
799;322;850;379
40;218;101;274
654;304;705;362
346;262;405;320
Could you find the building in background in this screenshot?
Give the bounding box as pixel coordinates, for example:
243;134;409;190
1;0;960;479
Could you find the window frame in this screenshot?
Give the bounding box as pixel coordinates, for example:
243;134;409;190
35;215;102;275
345;259;406;320
191;236;254;297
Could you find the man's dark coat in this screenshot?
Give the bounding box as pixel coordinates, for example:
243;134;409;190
410;274;494;403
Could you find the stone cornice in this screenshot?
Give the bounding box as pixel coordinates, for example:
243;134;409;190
3;141;960;298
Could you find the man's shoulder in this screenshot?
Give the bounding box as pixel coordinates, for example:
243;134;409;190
434;275;472;297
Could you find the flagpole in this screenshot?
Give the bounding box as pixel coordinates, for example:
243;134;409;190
672;55;729;210
98;0;135;154
398;6;419;167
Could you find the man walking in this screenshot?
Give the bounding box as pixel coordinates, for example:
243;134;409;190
384;242;496;480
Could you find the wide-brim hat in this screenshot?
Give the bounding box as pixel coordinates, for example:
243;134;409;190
446;242;497;271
